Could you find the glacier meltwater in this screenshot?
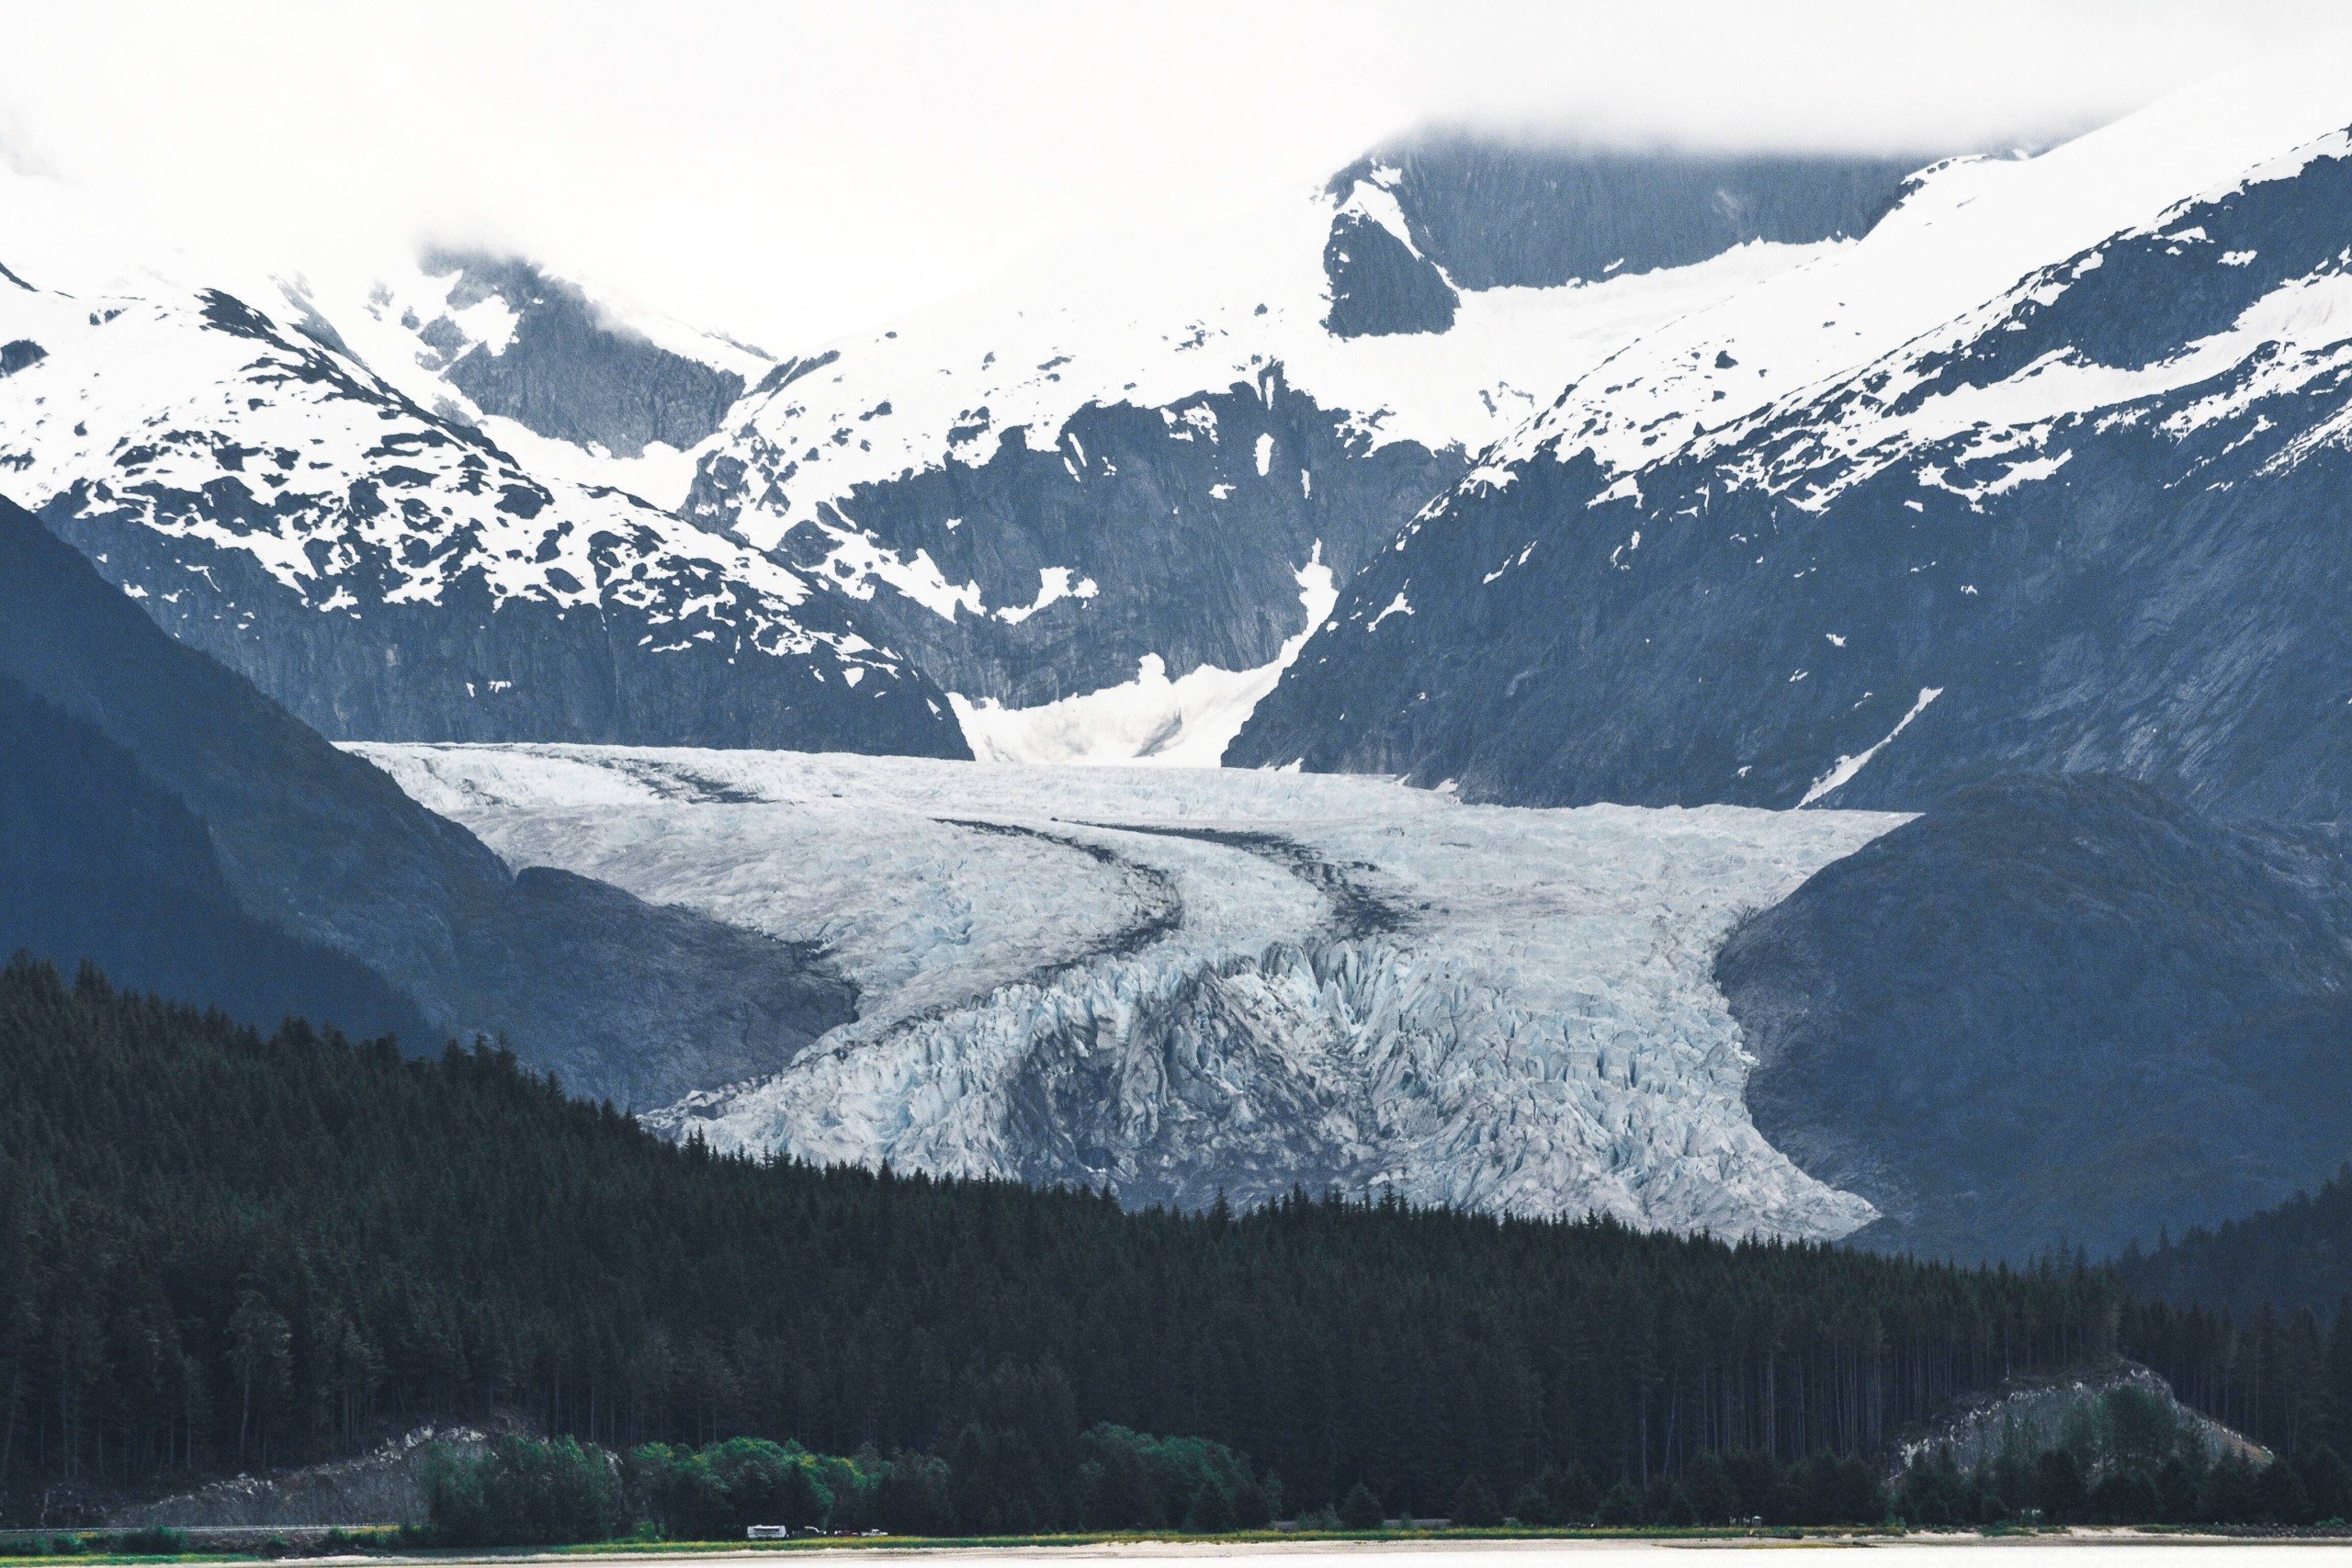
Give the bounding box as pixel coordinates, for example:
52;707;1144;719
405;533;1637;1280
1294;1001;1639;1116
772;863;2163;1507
352;744;1901;1241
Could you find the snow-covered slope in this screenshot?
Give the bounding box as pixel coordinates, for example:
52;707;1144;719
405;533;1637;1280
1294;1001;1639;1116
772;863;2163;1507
1235;50;2352;822
355;741;1902;1238
684;142;1925;762
305;247;770;503
0;166;967;758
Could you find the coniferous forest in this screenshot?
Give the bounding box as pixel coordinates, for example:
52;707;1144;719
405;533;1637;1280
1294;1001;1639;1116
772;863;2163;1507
3;955;2349;1533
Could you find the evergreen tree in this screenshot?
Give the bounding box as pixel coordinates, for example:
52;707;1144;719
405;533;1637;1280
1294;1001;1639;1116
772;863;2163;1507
0;954;2340;1529
2029;1449;2086;1524
1681;1452;1736;1526
2254;1457;2312;1526
1594;1480;1643;1527
2086;1468;2158;1525
2299;1445;2352;1523
2198;1456;2259;1525
1642;1478;1696;1527
1338;1482;1384;1530
1448;1474;1502;1528
2153;1454;2206;1524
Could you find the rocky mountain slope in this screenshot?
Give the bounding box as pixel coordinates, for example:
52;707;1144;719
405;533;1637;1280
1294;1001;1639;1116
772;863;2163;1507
1232;59;2352;823
1715;774;2352;1263
682;141;1926;763
301;245;771;502
358;740;1902;1236
0;671;429;1041
0;492;855;1107
0;169;967;760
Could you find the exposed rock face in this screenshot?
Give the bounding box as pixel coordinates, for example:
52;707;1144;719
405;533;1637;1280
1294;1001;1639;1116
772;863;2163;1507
1327;139;1924;291
360;742;1903;1238
0;140;1933;770
1717;776;2352;1263
695;370;1459;708
420;247;748;457
0;495;856;1109
1322;207;1458;337
1235;95;2352;826
0;164;967;762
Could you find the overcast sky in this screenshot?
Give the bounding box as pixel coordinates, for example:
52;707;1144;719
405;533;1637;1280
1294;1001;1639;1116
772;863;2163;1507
0;1;2335;351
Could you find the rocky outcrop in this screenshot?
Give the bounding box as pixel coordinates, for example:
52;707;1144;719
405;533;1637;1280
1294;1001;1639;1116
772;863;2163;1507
687;138;1927;760
1890;1360;2267;1478
109;1426;494;1529
1327;139;1924;292
697;370;1460;708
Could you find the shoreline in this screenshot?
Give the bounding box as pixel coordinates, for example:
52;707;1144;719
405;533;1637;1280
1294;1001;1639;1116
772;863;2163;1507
15;1528;2352;1566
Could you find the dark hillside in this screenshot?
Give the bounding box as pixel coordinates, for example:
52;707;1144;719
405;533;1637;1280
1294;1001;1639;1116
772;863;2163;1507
1;957;2132;1523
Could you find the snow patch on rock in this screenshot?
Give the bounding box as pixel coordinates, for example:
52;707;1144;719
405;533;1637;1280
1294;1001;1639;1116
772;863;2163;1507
953;547;1337;767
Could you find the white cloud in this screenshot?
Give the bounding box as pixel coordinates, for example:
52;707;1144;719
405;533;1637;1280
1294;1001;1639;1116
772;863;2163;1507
0;0;2334;352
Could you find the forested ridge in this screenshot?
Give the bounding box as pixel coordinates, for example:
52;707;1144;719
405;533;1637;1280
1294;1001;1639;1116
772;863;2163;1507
2117;1164;2352;1319
0;956;2338;1529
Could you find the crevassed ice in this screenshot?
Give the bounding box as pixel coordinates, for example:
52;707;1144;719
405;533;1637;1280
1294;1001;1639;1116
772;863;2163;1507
352;742;1905;1239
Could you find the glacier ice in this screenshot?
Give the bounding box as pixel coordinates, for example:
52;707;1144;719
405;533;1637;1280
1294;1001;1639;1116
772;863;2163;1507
354;744;1903;1240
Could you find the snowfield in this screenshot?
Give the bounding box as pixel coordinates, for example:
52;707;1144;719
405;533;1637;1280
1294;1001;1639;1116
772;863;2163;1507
355;744;1903;1240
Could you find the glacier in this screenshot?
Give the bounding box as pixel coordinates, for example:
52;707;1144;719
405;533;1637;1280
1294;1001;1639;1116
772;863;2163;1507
354;743;1902;1239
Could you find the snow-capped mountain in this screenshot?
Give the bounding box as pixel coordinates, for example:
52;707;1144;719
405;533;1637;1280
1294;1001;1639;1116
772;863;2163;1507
360;740;1902;1239
0;166;967;758
1233;54;2352;822
684;141;1925;764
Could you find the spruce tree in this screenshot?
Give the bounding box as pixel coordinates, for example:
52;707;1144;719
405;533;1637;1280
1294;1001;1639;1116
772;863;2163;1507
1448;1474;1502;1529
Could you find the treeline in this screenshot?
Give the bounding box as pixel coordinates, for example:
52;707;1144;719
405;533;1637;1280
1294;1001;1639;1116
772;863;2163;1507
0;957;2325;1527
431;1411;2352;1542
2115;1165;2352;1318
424;1427;1276;1545
418;1431;1904;1541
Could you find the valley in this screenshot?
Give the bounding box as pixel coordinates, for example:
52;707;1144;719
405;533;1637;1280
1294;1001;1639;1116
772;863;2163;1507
8;10;2352;1539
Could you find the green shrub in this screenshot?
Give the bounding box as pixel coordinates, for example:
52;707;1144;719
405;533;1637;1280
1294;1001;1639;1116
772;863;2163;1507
113;1527;188;1555
1069;1424;1273;1533
1512;1462;1598;1526
1448;1474;1503;1528
870;1450;954;1536
1338;1481;1385;1529
630;1437;880;1539
423;1435;619;1547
